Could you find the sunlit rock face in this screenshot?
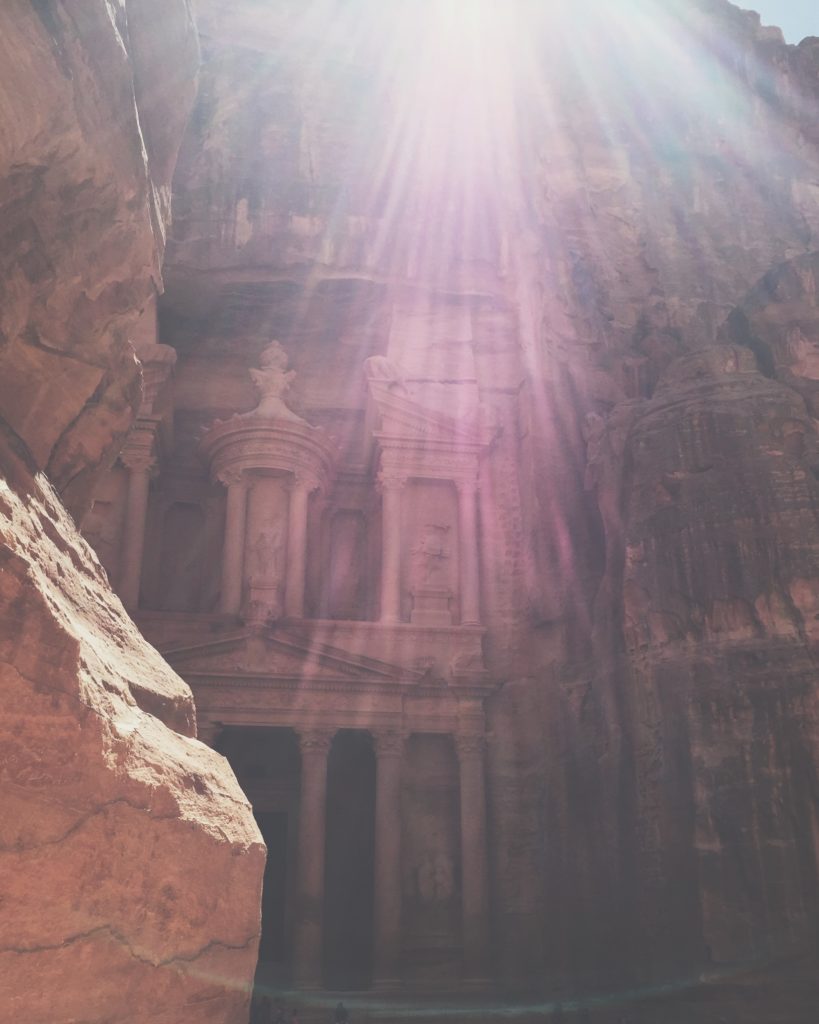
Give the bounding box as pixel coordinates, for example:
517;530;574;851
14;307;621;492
66;0;819;1013
0;3;265;1022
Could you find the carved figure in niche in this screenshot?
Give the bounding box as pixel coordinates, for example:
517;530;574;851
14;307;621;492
248;523;285;584
245;521;285;625
416;851;454;904
410;523;450;588
247;341;307;422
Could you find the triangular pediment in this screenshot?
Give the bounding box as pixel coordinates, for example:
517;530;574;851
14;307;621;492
159;629;423;685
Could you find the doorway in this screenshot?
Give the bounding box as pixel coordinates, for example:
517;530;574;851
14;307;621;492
323;730;376;990
216;726;300;988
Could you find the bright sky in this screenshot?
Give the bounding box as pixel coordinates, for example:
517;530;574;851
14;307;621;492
748;1;819;42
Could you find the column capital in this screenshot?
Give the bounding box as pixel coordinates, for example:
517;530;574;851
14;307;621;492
454;476;480;496
215;466;246;489
289;469;320;494
373;731;405;759
120;416;161;474
298;728;334;756
455;734;486;761
120;450;157;474
377;469;408;493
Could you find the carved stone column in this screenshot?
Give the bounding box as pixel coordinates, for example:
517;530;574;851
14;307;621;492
294;729;333;990
456;734;490;984
218;469;248;616
119;450;155;610
285;474;313;619
456;479;481;626
373;731;404;989
378;472;406;624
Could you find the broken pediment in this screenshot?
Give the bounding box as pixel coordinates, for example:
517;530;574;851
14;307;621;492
364;355;492;449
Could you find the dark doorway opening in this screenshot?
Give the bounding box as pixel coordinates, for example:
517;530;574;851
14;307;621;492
216;726;300;993
256;810;288;963
324;730;376;990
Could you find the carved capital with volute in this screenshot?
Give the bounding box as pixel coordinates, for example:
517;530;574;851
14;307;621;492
377;469;408;493
455;734;486;761
298;728;334;756
373;731;405;760
215;466;246;489
119;418;161;475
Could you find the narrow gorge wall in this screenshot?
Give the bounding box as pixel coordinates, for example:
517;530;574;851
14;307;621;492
5;0;819;1018
0;3;264;1021
489;0;819;993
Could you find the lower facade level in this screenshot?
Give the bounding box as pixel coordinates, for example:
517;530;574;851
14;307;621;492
204;722;492;993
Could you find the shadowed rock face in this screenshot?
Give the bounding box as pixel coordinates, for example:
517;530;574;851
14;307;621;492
0;3;265;1022
0;0;199;519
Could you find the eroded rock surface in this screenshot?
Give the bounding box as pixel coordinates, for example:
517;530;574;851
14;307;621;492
0;3;265;1021
7;0;819;1016
0;456;264;1024
0;0;199;519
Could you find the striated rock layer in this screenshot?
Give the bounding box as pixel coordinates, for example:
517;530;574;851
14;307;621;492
0;2;265;1022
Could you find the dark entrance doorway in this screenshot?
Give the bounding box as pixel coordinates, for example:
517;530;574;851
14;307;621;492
216;726;300;990
256;810;288;964
323;730;376;990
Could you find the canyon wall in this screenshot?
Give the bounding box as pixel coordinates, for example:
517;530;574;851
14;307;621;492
157;0;819;1001
5;0;814;1014
0;3;265;1021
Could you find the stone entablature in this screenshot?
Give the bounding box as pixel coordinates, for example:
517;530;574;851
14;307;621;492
137;613;490;693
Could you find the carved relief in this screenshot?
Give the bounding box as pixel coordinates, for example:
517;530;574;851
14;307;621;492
245;522;286;624
410;524;450;588
244;478;289;625
409;522;453;626
248;524;285;582
416;851;454;905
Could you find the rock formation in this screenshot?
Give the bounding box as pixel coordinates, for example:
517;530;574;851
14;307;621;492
5;0;819;1020
0;3;264;1022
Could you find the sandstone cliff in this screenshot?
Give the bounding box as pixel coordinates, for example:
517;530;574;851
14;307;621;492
157;1;819;1003
0;3;265;1021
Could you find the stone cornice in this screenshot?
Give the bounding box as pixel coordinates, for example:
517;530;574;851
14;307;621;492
182;672;496;701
